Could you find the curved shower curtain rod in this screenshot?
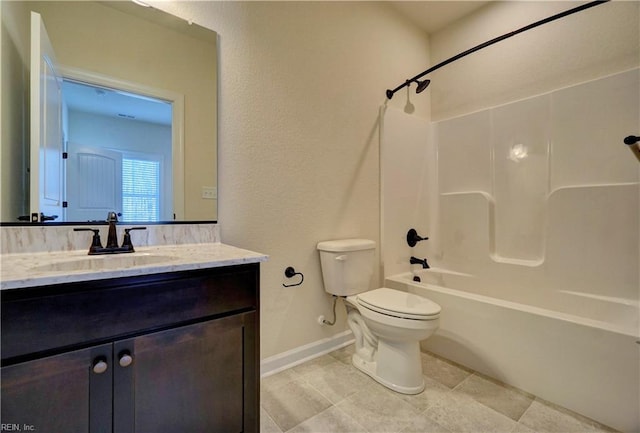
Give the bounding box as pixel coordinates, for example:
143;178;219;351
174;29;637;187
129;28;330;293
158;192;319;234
385;0;610;100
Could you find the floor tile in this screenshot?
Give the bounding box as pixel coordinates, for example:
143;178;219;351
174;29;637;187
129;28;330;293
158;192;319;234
286;406;368;433
291;354;338;377
328;344;355;365
262;368;302;392
400;412;453;433
260;407;284;433
261;378;333;432
336;382;422;433
302;359;371;404
454;373;534;421
379;375;452;413
261;347;620;433
424;390;518;433
421;351;473;389
510;422;537;433
519;399;619;433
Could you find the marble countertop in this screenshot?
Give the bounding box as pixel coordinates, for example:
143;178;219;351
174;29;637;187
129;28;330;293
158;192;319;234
0;243;268;290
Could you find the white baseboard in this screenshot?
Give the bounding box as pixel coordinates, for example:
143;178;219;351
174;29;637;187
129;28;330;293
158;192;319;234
260;330;354;378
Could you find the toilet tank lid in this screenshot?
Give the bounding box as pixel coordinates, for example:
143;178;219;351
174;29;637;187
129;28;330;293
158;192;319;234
317;239;376;252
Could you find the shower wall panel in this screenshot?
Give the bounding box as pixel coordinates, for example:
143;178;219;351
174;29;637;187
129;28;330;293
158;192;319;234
492;94;550;263
432;68;639;292
550;69;639;189
545;184;638;300
438;192;493;275
436;110;492;195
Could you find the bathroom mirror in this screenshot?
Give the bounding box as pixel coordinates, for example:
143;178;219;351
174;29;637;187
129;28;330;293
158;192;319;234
0;0;217;223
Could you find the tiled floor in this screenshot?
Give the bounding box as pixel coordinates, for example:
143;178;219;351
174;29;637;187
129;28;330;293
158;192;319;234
260;345;618;433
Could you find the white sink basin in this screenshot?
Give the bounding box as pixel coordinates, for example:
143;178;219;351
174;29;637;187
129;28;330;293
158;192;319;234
30;253;177;273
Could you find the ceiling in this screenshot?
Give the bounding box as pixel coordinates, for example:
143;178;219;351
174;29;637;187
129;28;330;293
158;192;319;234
389;1;490;34
63;79;172;126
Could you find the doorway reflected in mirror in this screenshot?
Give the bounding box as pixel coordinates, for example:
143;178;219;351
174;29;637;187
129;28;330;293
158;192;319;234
64;79;173;223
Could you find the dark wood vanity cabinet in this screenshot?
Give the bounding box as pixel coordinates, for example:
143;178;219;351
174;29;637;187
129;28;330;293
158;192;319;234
0;263;260;433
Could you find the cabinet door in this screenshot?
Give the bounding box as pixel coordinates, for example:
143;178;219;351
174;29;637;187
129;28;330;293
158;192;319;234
0;344;112;433
114;313;254;433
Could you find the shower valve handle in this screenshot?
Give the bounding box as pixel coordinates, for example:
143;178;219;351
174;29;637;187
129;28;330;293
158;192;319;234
407;229;428;247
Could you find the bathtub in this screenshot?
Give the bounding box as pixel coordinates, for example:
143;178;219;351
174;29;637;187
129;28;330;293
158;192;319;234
385;269;640;433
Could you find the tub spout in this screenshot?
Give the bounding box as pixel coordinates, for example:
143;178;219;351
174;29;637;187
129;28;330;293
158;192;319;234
410;256;430;269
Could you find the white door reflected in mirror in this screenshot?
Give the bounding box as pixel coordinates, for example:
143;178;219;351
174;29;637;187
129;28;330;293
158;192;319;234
30;11;63;222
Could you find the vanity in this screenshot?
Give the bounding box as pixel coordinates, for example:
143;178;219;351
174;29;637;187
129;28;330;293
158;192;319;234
0;231;267;433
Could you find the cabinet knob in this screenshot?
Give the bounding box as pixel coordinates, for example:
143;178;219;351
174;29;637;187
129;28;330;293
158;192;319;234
119;351;133;368
93;358;108;374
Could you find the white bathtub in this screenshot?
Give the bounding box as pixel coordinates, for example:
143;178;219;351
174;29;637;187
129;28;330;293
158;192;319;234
385;269;640;433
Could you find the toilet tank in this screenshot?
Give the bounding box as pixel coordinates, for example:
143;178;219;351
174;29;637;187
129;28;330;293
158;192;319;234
317;239;376;296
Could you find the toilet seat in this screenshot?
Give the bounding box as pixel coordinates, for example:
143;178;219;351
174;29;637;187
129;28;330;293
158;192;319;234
356;288;440;320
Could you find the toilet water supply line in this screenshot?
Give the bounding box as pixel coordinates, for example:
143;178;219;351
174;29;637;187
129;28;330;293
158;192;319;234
319;297;379;362
319;295;339;326
314;293;380;365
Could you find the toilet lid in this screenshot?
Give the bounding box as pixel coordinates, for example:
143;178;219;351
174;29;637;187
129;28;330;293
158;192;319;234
356;288;441;320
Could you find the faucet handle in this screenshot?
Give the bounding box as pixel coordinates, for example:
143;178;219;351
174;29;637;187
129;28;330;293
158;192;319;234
407;228;428;247
122;227;147;252
74;228;103;254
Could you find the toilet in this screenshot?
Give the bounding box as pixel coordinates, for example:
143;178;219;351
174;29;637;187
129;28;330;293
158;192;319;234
317;239;441;394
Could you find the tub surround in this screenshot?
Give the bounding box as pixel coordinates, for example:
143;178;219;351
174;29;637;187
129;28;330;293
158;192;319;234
381;69;639;433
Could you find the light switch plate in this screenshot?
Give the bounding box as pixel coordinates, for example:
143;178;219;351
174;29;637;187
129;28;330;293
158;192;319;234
201;186;217;200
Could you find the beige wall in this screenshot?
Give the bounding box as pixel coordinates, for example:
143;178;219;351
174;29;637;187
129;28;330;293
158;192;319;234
153;1;431;359
429;1;640;120
4;1;218;221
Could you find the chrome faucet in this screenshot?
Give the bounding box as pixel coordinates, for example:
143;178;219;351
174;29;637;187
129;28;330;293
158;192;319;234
410;256;430;269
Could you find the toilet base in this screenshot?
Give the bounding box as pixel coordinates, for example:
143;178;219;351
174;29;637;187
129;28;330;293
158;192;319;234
351;339;425;395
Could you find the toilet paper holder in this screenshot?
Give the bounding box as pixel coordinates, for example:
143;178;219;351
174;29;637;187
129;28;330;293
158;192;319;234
283;266;304;287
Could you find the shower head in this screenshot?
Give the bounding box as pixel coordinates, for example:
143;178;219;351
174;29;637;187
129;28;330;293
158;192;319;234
385;78;431;100
415;79;430;93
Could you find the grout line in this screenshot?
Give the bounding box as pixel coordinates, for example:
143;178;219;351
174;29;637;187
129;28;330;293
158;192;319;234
262;408;285;433
516;397;535;424
449;371;475;392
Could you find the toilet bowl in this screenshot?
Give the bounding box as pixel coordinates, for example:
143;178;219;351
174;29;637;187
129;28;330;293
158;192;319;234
317;239;441;394
346;288;440;394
